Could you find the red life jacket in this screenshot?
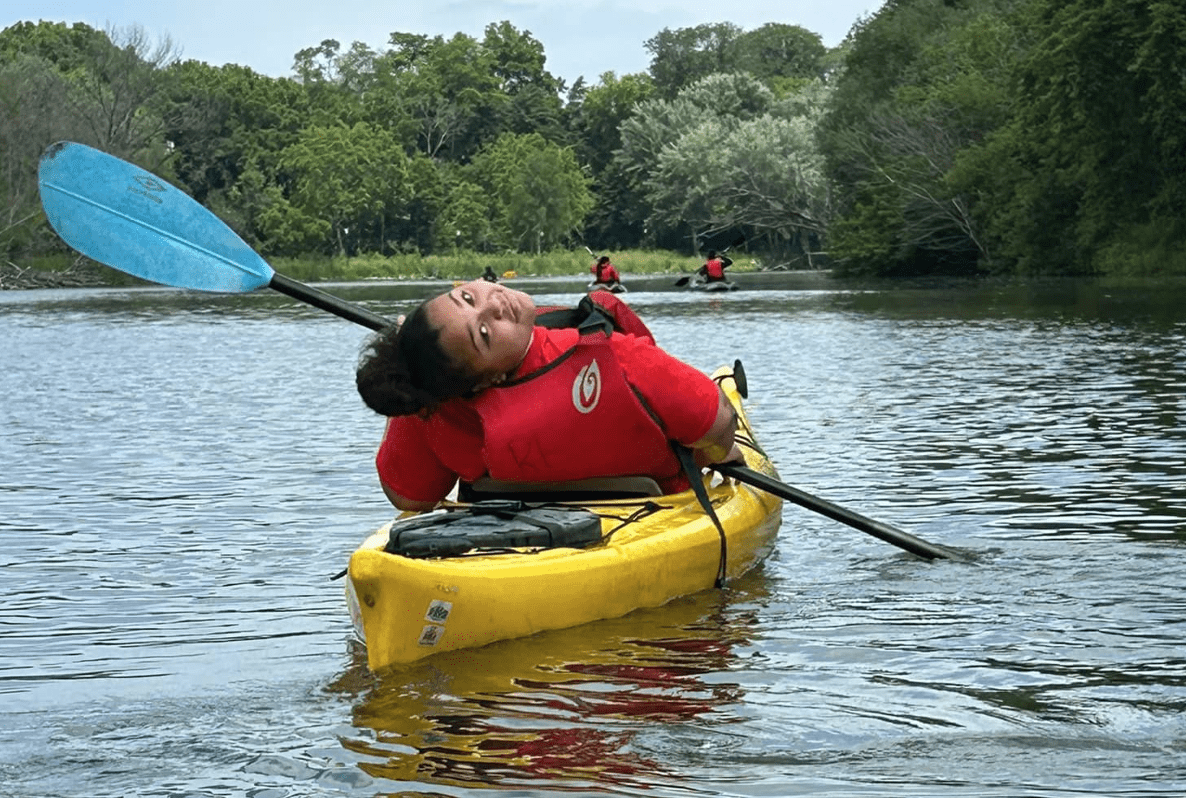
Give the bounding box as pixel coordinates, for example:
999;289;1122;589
594;261;619;283
469;325;682;485
704;258;726;281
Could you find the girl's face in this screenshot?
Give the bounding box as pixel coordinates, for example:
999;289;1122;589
424;279;536;385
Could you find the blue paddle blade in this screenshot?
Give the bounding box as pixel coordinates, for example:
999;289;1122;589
38;141;274;293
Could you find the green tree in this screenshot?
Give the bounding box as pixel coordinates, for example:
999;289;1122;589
400;153;448;254
616;96;704;184
567;71;654;248
1;21;181;162
482;21;565;142
678;72;776;120
436;178;497;252
0;53;91;259
276;122;410;255
645;22;743;99
570;71;654;175
614;94;702;248
617;72;788;249
160;60;321;250
0;20;185;263
230;164;328;257
289;37;370;125
369;31;506;162
727;23;828;91
978;0;1186;275
649;81;832;259
467;132;593;252
69;23;180;160
822;0;1023;276
1;19;108;71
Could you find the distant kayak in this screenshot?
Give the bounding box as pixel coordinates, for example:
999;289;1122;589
690;278;737;292
588;281;627;294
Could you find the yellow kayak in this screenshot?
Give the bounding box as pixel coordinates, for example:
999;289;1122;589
345;364;783;672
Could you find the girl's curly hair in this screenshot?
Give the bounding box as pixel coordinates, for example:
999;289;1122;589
355;304;479;417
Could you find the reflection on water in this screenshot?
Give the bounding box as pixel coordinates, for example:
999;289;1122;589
329;576;768;792
2;276;1186;797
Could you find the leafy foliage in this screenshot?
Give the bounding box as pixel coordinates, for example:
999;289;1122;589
979;0;1186;274
619;71;831;257
645;23;743;99
728;23;828;85
5;9;1186;279
276;123;410;255
465;133;593;252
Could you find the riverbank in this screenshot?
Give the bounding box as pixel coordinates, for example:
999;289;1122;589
0;259;111;289
2;250;833;292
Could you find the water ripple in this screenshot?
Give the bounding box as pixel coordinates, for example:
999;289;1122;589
3;280;1185;796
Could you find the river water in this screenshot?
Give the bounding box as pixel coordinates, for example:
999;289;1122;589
2;273;1184;797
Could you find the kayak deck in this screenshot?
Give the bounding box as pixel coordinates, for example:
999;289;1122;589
587;281;627;293
690;279;737;291
345;365;782;671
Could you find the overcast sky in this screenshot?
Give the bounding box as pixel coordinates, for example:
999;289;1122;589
5;1;884;87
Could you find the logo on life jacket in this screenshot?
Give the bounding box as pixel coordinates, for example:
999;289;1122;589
572;359;602;413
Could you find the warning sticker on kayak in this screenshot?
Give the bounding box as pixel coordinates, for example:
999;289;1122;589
418;600;452;646
425;600;452;624
418;625;444;647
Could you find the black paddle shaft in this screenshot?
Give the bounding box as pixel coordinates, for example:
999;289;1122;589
268;273;391;331
714;463;963;562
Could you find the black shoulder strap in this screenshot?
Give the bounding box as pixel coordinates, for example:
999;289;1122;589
535;295;616;336
533;306;583;329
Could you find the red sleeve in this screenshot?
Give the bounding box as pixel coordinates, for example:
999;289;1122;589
586;292;656;345
375;416;460;504
614;334;719;444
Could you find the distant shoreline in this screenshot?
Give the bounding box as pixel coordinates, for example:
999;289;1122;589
1;261;838;292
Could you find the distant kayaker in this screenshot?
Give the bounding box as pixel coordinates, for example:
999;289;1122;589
355;279;743;511
481;265;499;283
697;250;733;283
589;254;622;289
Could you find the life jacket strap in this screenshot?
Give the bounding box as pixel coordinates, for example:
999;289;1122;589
673;444;729;588
534;295;615;334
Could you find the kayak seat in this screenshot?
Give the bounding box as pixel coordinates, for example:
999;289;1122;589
458;475;664;503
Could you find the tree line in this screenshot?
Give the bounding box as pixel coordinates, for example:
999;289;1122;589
2;0;1184;280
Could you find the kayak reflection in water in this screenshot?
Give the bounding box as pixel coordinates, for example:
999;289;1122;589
354;278;743;511
332;590;749;789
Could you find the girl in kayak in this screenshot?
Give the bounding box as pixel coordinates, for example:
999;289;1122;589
589;254;622;288
355;279;742;511
697;250;733;283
